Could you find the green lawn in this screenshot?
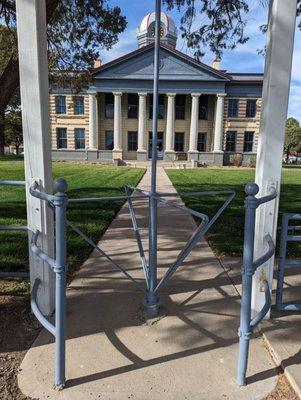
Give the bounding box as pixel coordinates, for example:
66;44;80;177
0;161;144;284
166;168;301;258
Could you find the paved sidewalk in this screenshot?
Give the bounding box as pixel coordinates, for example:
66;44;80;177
18;167;277;399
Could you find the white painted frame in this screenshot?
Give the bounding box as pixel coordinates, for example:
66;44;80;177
252;0;297;317
16;0;55;315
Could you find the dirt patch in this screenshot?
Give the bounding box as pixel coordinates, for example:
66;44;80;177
0;282;39;400
265;373;299;400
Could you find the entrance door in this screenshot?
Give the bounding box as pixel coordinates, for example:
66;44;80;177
148;132;164;159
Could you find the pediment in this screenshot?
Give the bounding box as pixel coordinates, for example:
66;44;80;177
93;46;230;82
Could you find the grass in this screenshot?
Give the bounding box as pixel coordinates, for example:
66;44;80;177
0;160;144;293
166;167;301;258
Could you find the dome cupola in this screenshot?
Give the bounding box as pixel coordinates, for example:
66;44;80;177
137;12;177;48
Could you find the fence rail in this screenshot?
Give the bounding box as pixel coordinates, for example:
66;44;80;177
276;212;301;312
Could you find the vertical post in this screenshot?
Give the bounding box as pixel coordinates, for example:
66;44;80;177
89;93;98;150
213;93;226;153
237;183;259;386
276;213;289;310
145;0;161;317
165;93;176;160
137;92;147;161
53;178;68;389
16;0;55;315
252;0;297;317
113;92;123;160
188;93;201;161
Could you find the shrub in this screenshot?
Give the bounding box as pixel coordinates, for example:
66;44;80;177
229;154;243;167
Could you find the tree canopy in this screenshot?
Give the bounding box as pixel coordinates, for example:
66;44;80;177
285;117;301;160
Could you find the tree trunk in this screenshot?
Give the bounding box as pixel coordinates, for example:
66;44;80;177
0;0;60;155
0;111;5;155
286;148;290;163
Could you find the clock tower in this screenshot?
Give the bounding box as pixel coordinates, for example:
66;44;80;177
137;12;177;49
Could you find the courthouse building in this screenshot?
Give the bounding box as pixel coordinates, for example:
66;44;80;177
50;12;263;165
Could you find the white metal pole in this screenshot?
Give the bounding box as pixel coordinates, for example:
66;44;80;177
252;0;297;317
16;0;55;315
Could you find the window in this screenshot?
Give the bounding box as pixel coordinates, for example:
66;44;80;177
175;95;186;120
56;128;67;149
105;93;114;119
74;128;85;149
175;132;184;152
105;130;114;150
197;132;207;152
73;96;84;115
199;95;208;120
149;94;165;119
225;131;237;152
228;99;239;118
246;99;257;118
128;131;138;151
128;94;138;119
55;96;66;114
243;131;254;152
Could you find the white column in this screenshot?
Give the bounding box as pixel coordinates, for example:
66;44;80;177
113;92;123;158
252;0;297;317
16;0;55;315
165;93;176;153
213;93;226;153
89;93;98;150
137;92;147;154
188;93;201;155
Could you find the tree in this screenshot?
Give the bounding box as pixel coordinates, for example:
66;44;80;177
4;105;22;154
0;0;127;154
284;117;301;162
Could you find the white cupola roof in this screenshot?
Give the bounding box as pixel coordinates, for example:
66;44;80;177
137;11;177;48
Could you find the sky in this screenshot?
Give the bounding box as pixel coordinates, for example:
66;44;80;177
100;1;301;122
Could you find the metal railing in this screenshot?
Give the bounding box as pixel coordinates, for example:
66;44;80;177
237;182;278;386
67;184;235;317
276;212;301;312
0;178;68;389
29;178;68;389
0;180;29;279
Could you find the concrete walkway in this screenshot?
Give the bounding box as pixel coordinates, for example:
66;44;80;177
18;167;277;400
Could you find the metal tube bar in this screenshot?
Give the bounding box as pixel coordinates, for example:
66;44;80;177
125;187;149;287
66;219;147;294
146;0;161;317
68;194;148;203
53;179;68;389
31;278;55;336
128;185;235;198
29;181;56;203
250;280;271;329
31;231;56;269
0;180;25;186
0;225;29;231
252;234;275;271
237;184;258;386
0;271;29;278
256;189;277;205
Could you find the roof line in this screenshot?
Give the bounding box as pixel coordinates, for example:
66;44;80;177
92;43;232;80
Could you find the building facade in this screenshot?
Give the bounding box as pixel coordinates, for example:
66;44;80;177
51;12;263;166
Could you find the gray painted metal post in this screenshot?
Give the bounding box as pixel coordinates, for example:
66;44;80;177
145;0;161;317
237;183;259;386
276;213;289;310
53;179;68;388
